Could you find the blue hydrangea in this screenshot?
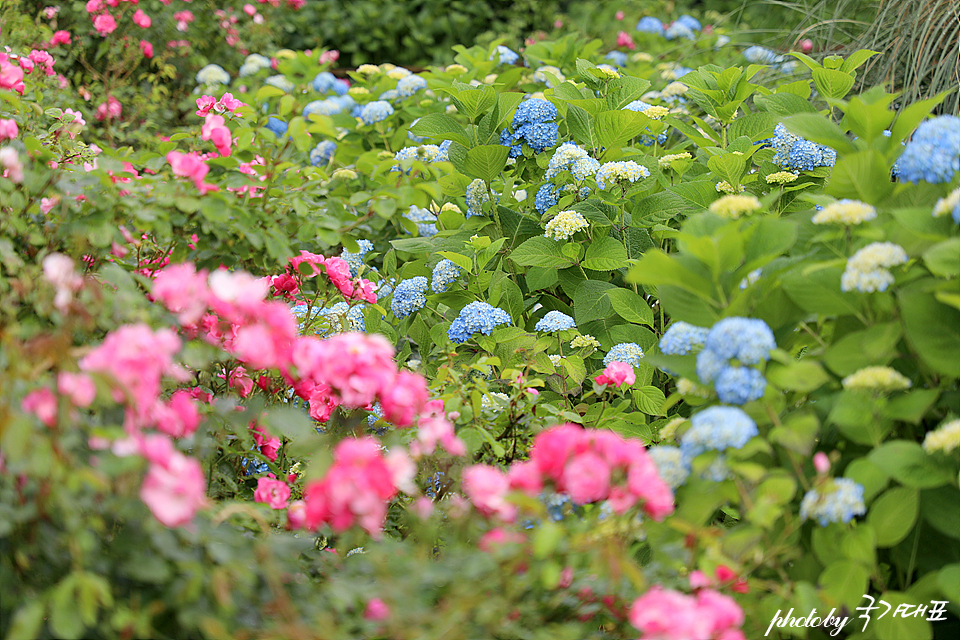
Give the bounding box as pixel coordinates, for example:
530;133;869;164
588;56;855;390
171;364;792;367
448;301;513;343
311;71;349;95
310;140;336;166
743;46;779;64
640;132;669;146
319;302;366;333
772;123;837;171
676;14;702;31
571;157;601;181
359;100;394;125
493;45;519;65
695;347;727;385
436;140;452;162
800;478;867;526
376;277;396;298
266;117;287;137
520;122;559;153
636;16;665;36
407;118;426;143
680;406;758;462
404;206;437;236
535;183;559;213
623;100;654;113
545;142;591;180
648;446;690;489
366;402;385;429
466;179;490;218
714;366;767;405
397;74;427;97
665;22;696;40
340;240;374;277
196;64;230;86
896;115;960;184
431;259;462;293
391;276;428;319
704;317;777;365
535;310;577;332
659;321;709;355
513;98;558;127
379;89;400;102
605;51;628;67
303;99;342;118
603;343;645;367
500;127;523;158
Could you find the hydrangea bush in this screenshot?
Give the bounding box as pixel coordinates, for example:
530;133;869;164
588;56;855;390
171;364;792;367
1;9;959;640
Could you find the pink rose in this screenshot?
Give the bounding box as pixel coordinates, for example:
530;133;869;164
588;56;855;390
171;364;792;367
463;465;516;522
22;388;58;426
140;450;207;527
562;451;611;504
50;30;72;46
132;9;151;28
93;13;117;36
140;40;154;58
594;361;636;387
364;598;389;621
0;119;17;140
254;476;291;509
57;372;96;408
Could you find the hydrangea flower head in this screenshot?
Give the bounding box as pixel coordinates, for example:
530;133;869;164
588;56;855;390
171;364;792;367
239;54;271;77
535;183;559;213
704;317;776;365
648;446;690;489
636;17;665;36
771;123;837;171
196;64;230;86
544;210;589;240
448;301;512;343
799;478;866;526
390;277;428;318
675;14;702;31
544;142;591;180
266;117;288;137
311;71;349;95
493;45;519;65
743;46;779;64
923;418;960;454
571;157;601;181
933;187;960;223
466;179;491;218
264;75;294;93
359;101;394;125
310;140;336;166
659;321;709;355
604;51;628;67
513;98;558;127
404;206;437;236
595;161;650;190
709;194;761;219
842;366;911;392
340;240;374;277
840;242;908;293
603;343;645;367
431;259;462;293
535;310;577;332
665;22;695;40
397;74;427;98
897;115;960;184
533;66;566;87
714;366;767;404
681;406;758;461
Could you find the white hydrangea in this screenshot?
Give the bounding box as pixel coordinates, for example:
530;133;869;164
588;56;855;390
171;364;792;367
923;419;960;454
841;242;909;293
709;194;762;219
544;210;590;241
595;161;650;190
812;200;878;225
842;366;912;392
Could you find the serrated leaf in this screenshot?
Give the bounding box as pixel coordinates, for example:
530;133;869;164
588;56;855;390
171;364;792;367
409;113;472;146
464;144;510;183
582;237;627;270
510;236;575;268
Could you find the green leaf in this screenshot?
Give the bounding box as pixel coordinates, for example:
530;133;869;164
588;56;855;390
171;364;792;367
596;110;651;149
938;565;960;603
818;560;870;610
566;103;600;151
729;111;780;142
607;287;654;327
921;487;960;540
627;251;714;298
510;237;575;268
582;237;627;270
573;280;617;324
890;92;948;144
632;386;666;415
812;68;856;100
5;601;45;640
463;145;509;183
409;113;472;146
923;238;960;277
781;113;857;155
868;441;955;489
437;251;473;273
845;458;889;502
823;322;902;376
874;592;933;640
781;265;864;316
754;92;818;116
899;290;960;376
825;151;895;204
867;487;919;547
840;49;880;74
766;360;830;392
630;190;687;226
